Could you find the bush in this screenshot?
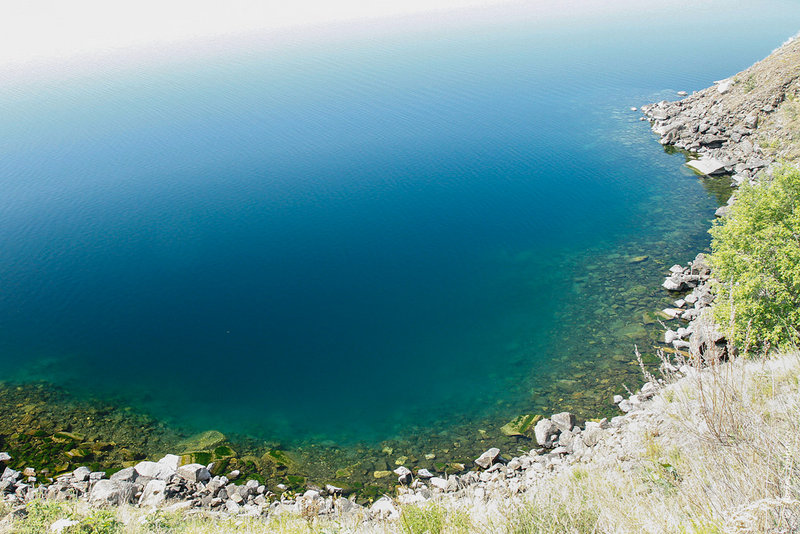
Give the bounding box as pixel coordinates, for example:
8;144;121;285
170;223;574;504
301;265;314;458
709;166;800;348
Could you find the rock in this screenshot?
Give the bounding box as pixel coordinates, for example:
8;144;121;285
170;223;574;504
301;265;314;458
394;466;413;485
2;467;20;480
176;463;211;483
158;455;180;471
665;330;679;344
686;157;727;176
716;79;732;94
628;255;648;263
371;497;399;520
429;477;448;491
71;467;91;482
50;519;80;533
225;500;240;514
139;479;167;507
744;114;759;129
134;461;175;481
177;430;226;453
677;91;688;96
416;468;434;479
88;480;136;505
109;467;137;484
228;470;240;480
325;484;343;495
661;308;683;319
0;453;10;463
474;448;501;469
500;414;541;437
613;394;624;404
373;471;391;479
662;278;683;291
551;412;576;432
533;418;560;448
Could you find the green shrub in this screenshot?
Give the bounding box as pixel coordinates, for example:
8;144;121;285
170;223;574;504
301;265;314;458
71;509;122;534
709;166;800;348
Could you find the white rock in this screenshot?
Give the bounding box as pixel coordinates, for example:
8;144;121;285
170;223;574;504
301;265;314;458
665;330;679;344
139;479;167;507
716;79;732;94
686;157;727;176
371;497;399;520
134;461;175;481
429;477;449;490
157;454;180;471
416;468;434;479
176;463;211;483
88;480;136;505
50;519;79;533
0;453;10;462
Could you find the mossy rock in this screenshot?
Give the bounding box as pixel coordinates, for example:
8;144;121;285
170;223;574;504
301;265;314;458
627;255;649;263
260;449;294;469
53;432;83;442
177;430;226;454
335;467;353;479
500;414;541;437
180;451;212;467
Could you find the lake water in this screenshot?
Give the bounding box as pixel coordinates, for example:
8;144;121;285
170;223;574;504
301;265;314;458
1;0;799;459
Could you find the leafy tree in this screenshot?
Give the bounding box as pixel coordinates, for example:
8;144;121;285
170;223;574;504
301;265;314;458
709;166;800;349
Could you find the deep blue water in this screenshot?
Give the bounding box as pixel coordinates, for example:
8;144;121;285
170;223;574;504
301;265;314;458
1;0;799;445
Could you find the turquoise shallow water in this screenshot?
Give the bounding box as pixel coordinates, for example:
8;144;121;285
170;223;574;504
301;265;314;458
1;1;799;447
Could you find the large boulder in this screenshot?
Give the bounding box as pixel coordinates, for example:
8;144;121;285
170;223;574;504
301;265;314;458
533;418;560;448
551;412;576;432
88;480;136;505
500;414;541;437
176;463;210;483
474;448;501;469
139;479;167;507
134;461;175;481
686;157;727;176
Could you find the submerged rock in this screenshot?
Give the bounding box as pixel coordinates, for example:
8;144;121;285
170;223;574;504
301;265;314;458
500;414;541;437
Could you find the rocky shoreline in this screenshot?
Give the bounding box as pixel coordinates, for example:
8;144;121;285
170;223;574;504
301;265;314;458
4;34;800;532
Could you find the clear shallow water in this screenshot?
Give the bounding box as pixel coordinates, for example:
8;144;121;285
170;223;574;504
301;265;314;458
1;1;799;448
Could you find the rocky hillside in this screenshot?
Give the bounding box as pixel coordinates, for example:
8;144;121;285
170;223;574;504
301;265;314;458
642;34;800;182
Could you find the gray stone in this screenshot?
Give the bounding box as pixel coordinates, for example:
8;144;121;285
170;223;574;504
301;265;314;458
534;418;560;448
429;477;448;490
158;454;180;471
176;464;211;483
474;448;501;469
665;330;679;344
0;453;10;463
88;480;136;505
110;467;138;484
371;497;399;520
225;500;240;514
139;479;167;507
551;412;576;432
71;467;92;482
416;468;434;479
2;467;20;480
686;157;727;176
134;461;175;481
